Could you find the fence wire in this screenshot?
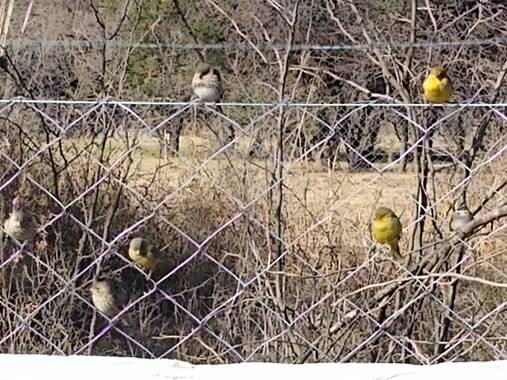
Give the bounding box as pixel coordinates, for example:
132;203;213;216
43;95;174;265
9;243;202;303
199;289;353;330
0;97;507;364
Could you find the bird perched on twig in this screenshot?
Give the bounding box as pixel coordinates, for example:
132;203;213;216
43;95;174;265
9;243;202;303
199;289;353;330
3;195;36;243
423;66;453;104
128;237;163;273
90;278;124;319
191;63;224;103
450;207;473;232
371;207;403;259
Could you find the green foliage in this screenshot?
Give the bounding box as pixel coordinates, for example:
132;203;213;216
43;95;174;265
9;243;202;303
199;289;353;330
100;0;225;95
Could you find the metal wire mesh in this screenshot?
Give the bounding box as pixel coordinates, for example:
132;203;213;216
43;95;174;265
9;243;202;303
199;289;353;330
0;96;507;365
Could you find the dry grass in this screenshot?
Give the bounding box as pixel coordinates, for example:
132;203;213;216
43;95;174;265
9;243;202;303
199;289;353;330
1;123;507;364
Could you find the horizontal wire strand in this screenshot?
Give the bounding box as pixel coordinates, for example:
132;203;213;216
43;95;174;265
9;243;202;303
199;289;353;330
6;37;507;51
0;98;505;107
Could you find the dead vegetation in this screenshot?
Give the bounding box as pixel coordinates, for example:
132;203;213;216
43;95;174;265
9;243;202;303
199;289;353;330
0;0;507;365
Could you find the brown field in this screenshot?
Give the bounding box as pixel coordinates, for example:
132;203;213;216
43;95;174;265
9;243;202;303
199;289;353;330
1;115;507;364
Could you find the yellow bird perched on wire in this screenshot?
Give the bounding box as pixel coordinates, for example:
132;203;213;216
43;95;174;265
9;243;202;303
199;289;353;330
128;237;163;272
371;207;403;259
423;66;453;104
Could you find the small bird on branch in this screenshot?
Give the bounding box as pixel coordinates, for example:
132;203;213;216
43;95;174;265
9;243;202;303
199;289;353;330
90;277;131;330
3;195;37;243
128;237;164;274
450;208;473;232
371;207;403;260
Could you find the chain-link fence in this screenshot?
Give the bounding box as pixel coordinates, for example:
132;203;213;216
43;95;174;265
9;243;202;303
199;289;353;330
1;96;506;364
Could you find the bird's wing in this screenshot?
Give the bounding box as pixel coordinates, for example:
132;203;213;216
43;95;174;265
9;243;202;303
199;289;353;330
144;243;156;259
112;281;127;310
151;246;163;261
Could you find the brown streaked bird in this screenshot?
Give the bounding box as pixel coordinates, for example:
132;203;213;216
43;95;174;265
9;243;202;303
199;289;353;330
191;63;235;147
128;237;162;272
450;208;473;232
191;63;224;103
371;207;403;260
90;279;122;319
3;195;36;243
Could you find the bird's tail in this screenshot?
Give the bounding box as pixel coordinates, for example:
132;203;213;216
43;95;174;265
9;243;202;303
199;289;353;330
389;240;402;259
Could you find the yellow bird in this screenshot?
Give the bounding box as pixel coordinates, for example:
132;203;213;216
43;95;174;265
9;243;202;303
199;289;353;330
128;237;162;272
371;207;403;259
423;66;453;104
